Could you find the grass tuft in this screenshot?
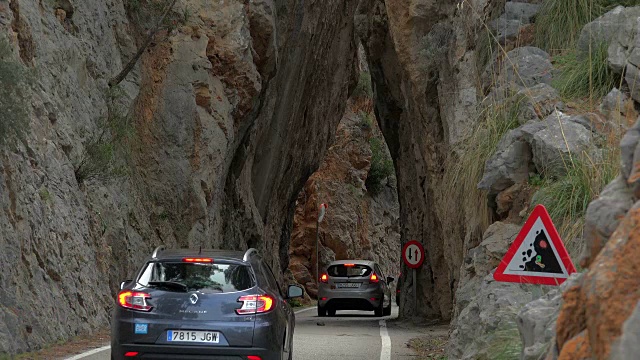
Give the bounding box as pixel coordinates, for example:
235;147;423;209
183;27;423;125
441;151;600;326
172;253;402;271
438;94;525;239
535;0;606;54
530;148;619;255
553;43;619;101
353;71;373;100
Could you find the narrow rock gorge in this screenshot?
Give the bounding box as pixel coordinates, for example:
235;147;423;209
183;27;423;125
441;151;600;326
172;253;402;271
0;0;357;354
5;0;640;358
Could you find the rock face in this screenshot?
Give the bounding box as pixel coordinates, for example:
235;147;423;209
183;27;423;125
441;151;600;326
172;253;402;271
551;116;640;358
356;0;506;321
289;108;401;297
0;0;357;355
448;222;539;360
603;6;640;102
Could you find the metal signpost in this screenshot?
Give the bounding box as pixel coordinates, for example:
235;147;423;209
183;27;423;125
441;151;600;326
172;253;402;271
402;240;425;315
316;203;328;285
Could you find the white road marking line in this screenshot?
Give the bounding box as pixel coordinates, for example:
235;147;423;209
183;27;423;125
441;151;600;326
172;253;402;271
65;306;317;359
294;306;317;314
63;345;110;360
379;319;391;360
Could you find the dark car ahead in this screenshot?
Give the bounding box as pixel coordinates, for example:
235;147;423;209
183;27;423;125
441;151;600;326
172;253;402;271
317;260;393;317
111;247;304;360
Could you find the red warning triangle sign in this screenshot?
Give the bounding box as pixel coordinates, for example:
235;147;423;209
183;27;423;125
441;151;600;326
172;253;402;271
494;204;577;285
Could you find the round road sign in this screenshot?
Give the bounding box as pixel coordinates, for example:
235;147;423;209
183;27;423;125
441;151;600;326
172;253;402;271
402;240;425;269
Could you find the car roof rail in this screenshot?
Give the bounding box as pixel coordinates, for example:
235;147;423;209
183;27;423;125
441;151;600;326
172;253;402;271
243;248;259;262
152;245;166;259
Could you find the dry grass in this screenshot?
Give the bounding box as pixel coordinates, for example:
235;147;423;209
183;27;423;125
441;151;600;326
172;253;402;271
409;335;448;360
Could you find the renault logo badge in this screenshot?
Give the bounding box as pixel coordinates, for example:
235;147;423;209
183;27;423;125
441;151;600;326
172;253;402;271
189;293;199;305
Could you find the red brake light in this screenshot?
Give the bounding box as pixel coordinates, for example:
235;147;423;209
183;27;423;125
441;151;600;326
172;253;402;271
370;273;379;283
183;258;213;263
344;263;355;267
124;352;139;357
247;356;262;360
117;291;153;312
320;274;328;283
236;295;275;314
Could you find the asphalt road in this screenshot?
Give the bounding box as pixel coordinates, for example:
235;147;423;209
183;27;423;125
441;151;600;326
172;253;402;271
67;306;434;360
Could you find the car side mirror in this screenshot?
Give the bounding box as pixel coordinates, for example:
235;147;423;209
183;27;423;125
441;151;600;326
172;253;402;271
387;277;394;284
287;285;304;299
120;280;133;290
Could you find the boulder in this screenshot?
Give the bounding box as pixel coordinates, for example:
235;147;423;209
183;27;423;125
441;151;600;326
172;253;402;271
577;6;627;59
478;127;533;196
610;300;640;360
600;88;629;117
620;118;640;180
582;176;634;267
517;273;583;360
448;273;542;360
504;2;540;23
517;83;565;124
489;17;524;45
521;111;594;177
603;6;640;102
500;47;554;88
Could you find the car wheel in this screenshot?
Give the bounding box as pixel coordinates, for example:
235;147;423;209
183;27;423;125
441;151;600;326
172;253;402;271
317;304;327;317
384;303;392;316
328;308;336;317
374;301;384;317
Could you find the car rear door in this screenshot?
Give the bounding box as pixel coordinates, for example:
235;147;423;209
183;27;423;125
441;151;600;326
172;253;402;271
327;263;374;291
122;258;257;347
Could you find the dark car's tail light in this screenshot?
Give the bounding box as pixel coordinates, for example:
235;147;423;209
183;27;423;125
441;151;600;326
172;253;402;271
236;295;275;314
124;352;139;357
247;356;262;360
117;291;153;312
370;273;379;283
320;274;328;283
183;257;213;263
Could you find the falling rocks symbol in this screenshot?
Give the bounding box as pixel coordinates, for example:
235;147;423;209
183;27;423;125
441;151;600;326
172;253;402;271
523;230;562;273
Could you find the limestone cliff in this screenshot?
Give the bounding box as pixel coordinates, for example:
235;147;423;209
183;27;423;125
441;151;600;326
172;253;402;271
289;105;401;298
0;0;357;354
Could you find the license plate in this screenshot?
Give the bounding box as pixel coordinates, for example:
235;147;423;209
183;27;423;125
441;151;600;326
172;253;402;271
167;330;220;343
336;283;360;288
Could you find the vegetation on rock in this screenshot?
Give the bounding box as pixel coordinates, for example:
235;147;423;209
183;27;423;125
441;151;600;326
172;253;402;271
0;39;29;148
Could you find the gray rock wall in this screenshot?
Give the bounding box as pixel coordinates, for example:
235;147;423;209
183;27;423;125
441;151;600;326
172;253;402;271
0;0;357;354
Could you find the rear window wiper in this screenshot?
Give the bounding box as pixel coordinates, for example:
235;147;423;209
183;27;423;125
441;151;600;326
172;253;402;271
147;281;189;292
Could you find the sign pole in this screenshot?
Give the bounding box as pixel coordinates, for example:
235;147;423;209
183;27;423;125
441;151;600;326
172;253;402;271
412;268;417;315
315;214;319;286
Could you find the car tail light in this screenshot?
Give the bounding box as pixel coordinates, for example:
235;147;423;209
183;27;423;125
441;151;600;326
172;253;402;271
183;258;213;263
320;274;328;283
117;291;152;312
124;352;139;357
236;295;275;314
344;263;355;267
370;273;379;283
247;356;262;360
396;289;401;293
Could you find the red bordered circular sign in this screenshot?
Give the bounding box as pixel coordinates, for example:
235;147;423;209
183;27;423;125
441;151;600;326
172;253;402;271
402;240;425;269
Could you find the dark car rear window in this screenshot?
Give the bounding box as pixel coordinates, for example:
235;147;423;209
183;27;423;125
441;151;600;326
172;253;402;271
137;261;254;292
327;264;372;277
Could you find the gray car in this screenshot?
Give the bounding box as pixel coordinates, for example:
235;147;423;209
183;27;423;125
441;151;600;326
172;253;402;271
317;260;393;317
111;247;304;360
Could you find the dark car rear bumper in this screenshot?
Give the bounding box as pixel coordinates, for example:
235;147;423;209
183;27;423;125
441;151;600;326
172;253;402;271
111;343;280;360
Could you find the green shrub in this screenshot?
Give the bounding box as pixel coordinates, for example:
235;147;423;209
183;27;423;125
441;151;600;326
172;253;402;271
358;111;374;131
0;39;29;147
553;43;618;100
74;87;135;183
366;137;394;195
353;72;373;99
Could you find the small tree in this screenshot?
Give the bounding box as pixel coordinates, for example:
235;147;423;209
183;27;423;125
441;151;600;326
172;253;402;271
366;137;394;195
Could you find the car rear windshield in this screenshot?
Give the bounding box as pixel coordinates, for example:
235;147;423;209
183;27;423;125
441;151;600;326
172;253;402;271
327;264;372;277
137;261;254;292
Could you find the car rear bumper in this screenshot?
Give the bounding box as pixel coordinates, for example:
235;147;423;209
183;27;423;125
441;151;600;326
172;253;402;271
317;287;384;310
111;343;280;360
